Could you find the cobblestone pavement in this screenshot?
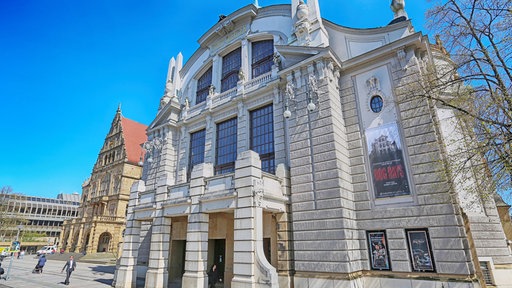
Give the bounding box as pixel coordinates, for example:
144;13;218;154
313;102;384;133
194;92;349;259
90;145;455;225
0;255;115;288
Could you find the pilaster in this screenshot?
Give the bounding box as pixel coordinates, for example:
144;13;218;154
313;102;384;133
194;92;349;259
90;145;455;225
145;215;171;288
115;180;144;288
115;219;142;288
231;150;278;288
182;213;209;287
182;163;212;287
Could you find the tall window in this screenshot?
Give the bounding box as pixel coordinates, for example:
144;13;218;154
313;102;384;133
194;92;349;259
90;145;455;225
215;118;237;175
188;129;206;179
250;105;275;173
252;40;274;78
221;48;241;92
196;67;212;104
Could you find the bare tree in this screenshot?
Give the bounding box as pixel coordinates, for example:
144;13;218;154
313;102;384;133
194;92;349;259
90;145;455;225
404;0;511;202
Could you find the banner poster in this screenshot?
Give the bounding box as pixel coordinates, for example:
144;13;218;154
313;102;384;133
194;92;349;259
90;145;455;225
365;122;411;199
406;229;435;272
367;231;391;270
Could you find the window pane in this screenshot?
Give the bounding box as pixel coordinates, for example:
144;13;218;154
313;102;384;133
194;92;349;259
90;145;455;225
196;67;212;104
250;104;275;173
215;118;237;175
221;48;241;92
188;129;206;179
252;40;273;78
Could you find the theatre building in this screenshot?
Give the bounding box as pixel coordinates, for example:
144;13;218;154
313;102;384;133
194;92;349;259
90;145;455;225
115;1;512;287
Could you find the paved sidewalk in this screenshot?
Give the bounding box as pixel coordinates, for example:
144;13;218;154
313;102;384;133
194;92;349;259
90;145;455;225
0;255;115;288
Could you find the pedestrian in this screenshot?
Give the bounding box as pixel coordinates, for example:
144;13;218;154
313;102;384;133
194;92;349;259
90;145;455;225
0;262;5;278
61;255;77;285
34;254;47;273
20;250;25;259
207;264;219;288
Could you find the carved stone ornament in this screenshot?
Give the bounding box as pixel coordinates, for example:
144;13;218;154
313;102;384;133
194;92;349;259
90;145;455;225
237;101;245;118
397;48;407;70
253;179;264;207
272;52;282;69
308;74;318;94
215;19;235;36
293;0;311;45
208;84;216;96
366;76;381;95
296;0;309;21
238;70;245;82
391;0;408;19
285;81;295;100
143;137;164;153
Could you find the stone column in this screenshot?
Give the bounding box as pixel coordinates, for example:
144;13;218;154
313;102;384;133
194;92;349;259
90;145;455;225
182;213;209;287
182;163;212;287
145;215;171;288
241;39;249;80
212;55;221;93
115;219;141;288
115;180;144;288
145;168;174;288
231;150;278;288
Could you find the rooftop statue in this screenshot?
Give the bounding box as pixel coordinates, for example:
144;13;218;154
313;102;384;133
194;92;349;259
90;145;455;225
390;0;408;20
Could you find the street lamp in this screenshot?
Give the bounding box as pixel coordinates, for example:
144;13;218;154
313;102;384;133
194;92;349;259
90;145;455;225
4;225;23;280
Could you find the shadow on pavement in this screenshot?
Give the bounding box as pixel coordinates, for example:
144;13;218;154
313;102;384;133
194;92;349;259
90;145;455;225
90;265;115;274
95;278;113;285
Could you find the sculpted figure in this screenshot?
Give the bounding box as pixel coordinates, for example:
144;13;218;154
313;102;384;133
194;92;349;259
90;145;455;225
391;0;408;19
238;70;245;82
286;81;295;100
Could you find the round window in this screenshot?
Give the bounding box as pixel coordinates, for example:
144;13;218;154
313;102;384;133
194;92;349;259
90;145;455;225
370;95;383;113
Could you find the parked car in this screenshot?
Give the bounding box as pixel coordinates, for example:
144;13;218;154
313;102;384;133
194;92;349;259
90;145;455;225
36;246;57;256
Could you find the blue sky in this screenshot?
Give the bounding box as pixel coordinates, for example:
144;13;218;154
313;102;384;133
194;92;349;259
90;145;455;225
0;1;432;198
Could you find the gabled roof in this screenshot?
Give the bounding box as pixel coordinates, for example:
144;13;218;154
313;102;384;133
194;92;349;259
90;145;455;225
120;117;147;164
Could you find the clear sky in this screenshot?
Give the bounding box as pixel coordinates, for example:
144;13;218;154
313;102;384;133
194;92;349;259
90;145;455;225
0;0;432;199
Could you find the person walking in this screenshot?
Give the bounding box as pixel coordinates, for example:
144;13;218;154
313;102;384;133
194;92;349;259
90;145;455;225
34;254;47;273
61;255;76;285
207;264;219;288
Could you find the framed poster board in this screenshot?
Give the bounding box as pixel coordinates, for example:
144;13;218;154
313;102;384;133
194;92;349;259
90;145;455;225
365;122;411;199
367;231;391;270
406;229;435;272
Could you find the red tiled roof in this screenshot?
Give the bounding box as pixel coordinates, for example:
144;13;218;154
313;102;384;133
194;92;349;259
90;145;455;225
120;117;148;164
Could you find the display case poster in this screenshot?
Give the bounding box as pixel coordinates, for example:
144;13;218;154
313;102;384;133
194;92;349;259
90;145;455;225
367;231;391;270
365;122;411;198
406;229;435;272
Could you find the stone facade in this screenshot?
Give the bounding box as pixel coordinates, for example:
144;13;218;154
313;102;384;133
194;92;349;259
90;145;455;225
60;107;147;255
115;1;512;288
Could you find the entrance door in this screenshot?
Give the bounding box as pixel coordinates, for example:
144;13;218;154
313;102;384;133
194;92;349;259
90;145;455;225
214;239;226;283
169;240;186;287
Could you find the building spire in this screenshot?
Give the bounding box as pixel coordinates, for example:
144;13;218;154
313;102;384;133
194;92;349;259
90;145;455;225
254;0;259;8
117;103;122;114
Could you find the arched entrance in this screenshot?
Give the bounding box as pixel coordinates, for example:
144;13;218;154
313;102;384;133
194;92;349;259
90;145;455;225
97;232;112;252
84;231;91;254
71;232;79;252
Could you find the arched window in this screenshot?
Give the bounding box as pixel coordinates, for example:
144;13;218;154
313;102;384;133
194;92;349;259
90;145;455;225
196;66;212;104
252;39;273;78
221;48;241;92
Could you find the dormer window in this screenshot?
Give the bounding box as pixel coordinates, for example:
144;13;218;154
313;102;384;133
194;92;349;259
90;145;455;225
196;67;212;104
221;47;241;92
252;40;273;78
